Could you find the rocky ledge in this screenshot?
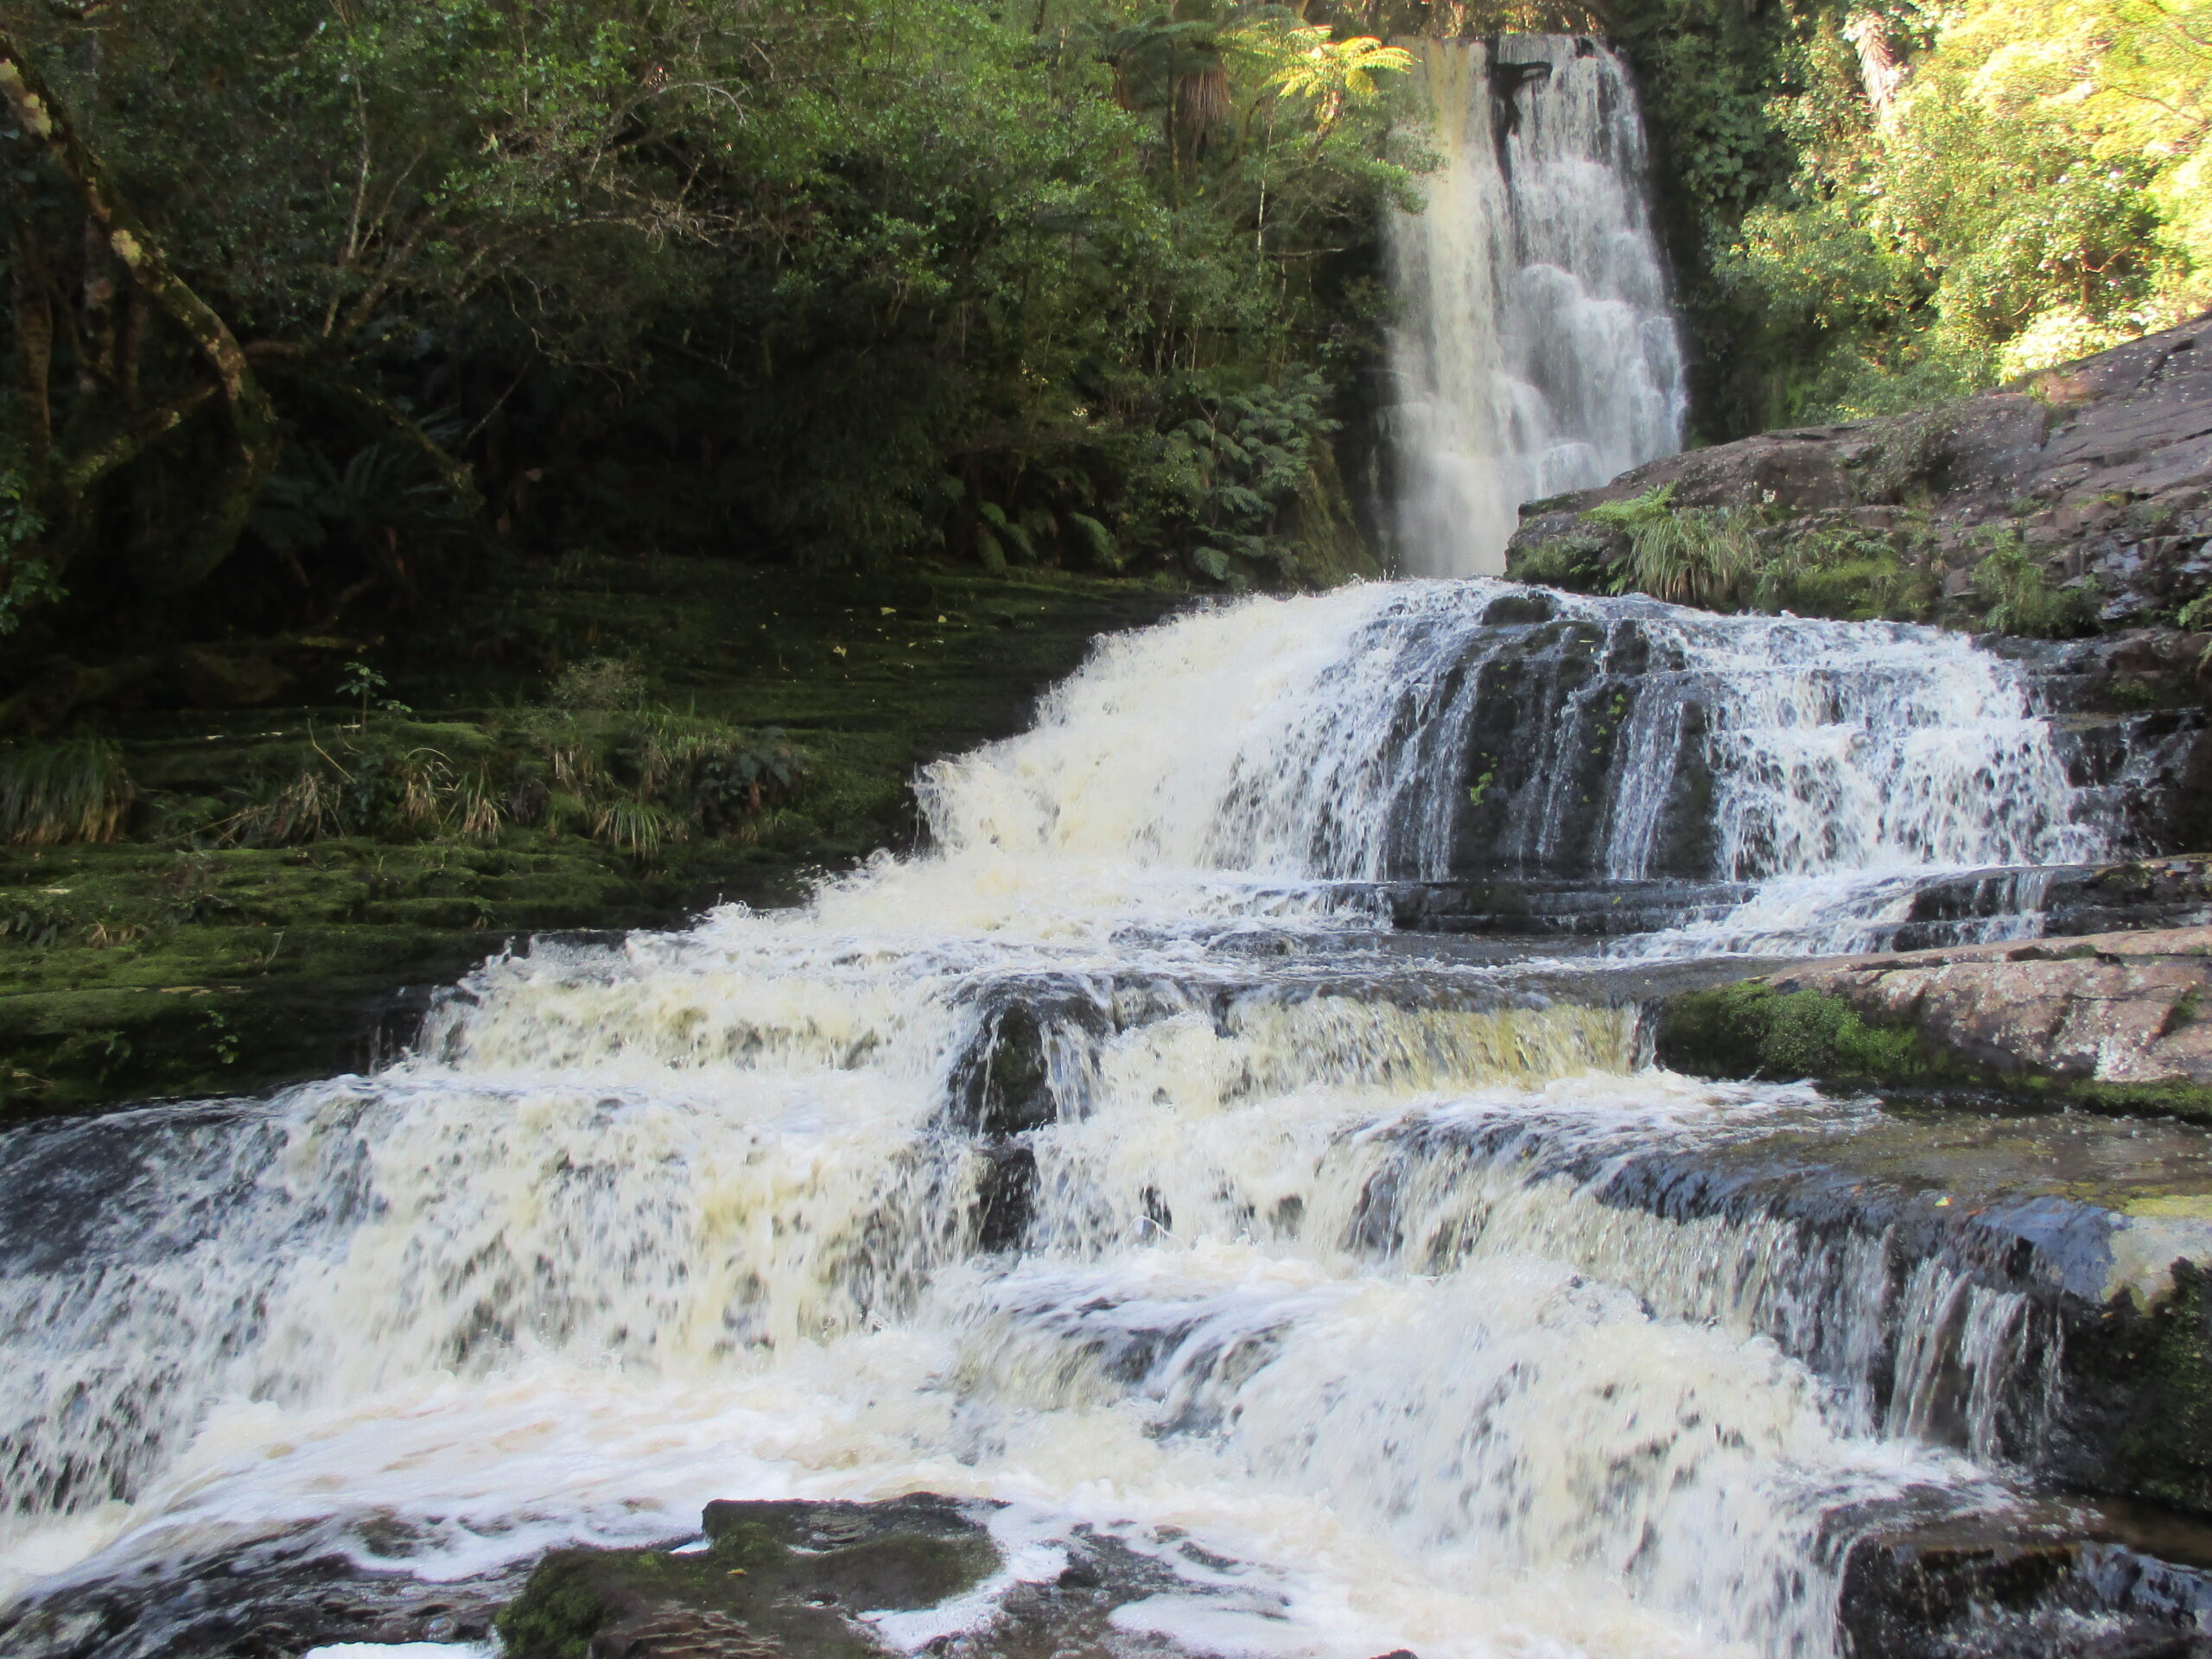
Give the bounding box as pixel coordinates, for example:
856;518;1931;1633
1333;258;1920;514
1508;314;2212;630
497;1493;2212;1659
1657;924;2212;1120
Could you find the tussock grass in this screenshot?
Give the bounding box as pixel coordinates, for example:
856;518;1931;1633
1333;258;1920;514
0;740;136;846
1585;486;1763;611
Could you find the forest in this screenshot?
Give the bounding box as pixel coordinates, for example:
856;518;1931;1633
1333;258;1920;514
0;0;2201;698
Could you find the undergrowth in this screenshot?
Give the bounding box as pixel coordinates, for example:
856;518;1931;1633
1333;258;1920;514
10;664;804;863
0;739;136;847
192;710;803;860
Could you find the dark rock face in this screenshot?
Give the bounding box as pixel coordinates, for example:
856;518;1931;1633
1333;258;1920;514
0;1519;522;1659
1339;607;2205;919
1508;314;2212;628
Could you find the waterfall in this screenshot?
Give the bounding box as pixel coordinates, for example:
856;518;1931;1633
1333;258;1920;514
1387;38;1687;577
907;581;2101;951
0;585;2161;1657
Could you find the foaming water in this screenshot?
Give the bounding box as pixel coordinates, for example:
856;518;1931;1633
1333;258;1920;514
0;582;2125;1655
888;582;2101;952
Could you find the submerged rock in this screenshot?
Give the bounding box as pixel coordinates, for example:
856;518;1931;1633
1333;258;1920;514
502;1497;999;1659
0;1517;521;1659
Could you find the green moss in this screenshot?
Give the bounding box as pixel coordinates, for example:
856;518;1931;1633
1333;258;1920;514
3;556;1187;1113
1656;982;1942;1084
495;1554;616;1659
2063;1079;2212;1125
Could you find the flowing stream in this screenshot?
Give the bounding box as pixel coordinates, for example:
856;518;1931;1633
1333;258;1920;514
0;581;2134;1659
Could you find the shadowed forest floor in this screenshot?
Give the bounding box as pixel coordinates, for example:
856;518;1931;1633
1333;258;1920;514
0;556;1185;1111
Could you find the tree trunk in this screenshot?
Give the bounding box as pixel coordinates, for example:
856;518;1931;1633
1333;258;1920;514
0;32;278;591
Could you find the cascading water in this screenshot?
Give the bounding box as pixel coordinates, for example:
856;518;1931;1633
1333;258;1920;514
1387;39;1687;576
0;582;2150;1659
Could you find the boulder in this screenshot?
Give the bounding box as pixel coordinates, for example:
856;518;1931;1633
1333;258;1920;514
1508;314;2212;629
500;1497;1000;1659
1655;925;2212;1121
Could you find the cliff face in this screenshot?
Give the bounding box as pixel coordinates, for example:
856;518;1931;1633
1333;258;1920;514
1507;315;2212;629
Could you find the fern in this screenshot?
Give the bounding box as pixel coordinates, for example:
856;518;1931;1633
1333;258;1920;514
1067;512;1121;569
1973;537;2096;638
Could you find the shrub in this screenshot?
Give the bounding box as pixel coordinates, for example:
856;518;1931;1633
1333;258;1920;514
1972;535;2098;638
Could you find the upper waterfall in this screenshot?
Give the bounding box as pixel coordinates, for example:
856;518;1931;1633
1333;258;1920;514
1388;36;1687;577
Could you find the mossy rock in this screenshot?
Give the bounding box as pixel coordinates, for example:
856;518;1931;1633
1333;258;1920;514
1655;980;2212;1125
1654;981;1941;1084
499;1496;1000;1659
2061;1259;2212;1515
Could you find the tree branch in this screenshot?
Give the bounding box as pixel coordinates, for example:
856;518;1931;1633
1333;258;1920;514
0;30;278;588
54;382;221;494
250;347;482;512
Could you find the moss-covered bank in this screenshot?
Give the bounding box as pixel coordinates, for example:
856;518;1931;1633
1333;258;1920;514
0;556;1185;1112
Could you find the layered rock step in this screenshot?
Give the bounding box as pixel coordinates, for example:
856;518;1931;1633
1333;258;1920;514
1659;925;2212;1119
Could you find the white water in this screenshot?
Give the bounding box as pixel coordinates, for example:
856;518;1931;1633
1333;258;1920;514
0;584;2107;1657
1389;40;1687;576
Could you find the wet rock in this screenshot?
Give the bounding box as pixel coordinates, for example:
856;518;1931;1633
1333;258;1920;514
1838;1501;2212;1658
945;986;1111;1136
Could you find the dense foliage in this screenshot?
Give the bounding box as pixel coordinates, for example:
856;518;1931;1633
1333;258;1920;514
3;0;2204;730
0;0;1421;728
1598;0;2211;431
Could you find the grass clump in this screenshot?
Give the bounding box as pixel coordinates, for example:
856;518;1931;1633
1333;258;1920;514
1580;486;1764;611
0;739;137;847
